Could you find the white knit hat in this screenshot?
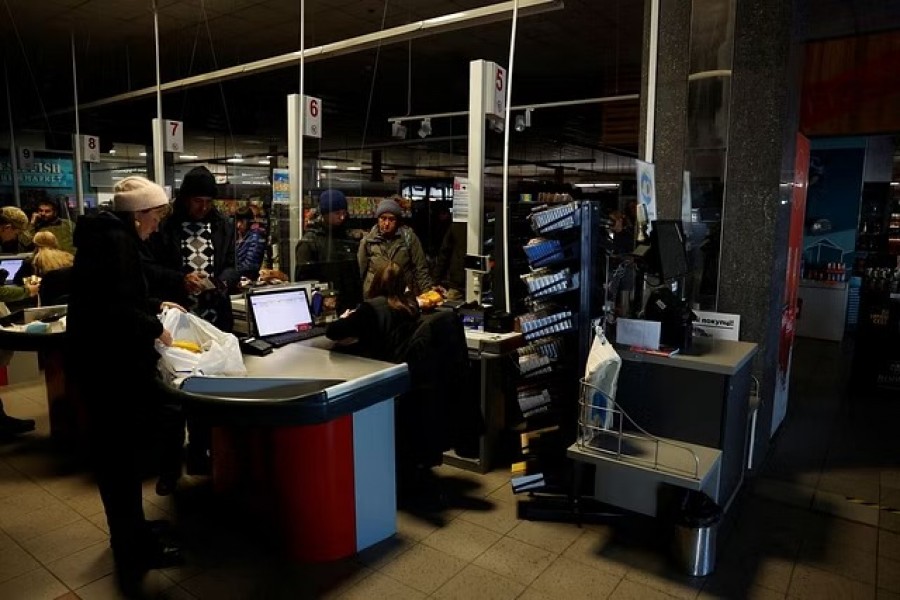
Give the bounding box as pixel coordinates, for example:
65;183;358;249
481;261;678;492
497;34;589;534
113;176;170;212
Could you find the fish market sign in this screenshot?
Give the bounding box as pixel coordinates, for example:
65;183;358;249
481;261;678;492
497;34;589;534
0;158;75;188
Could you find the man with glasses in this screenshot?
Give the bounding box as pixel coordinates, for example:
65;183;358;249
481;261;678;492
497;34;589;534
359;197;436;299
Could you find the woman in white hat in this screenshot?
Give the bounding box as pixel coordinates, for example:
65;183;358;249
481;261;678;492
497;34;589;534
65;176;185;584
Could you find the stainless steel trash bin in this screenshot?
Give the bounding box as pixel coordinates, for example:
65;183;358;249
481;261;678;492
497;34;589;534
672;491;721;577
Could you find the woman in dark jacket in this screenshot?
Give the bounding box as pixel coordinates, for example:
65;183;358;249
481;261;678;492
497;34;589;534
66;176;184;580
326;261;420;363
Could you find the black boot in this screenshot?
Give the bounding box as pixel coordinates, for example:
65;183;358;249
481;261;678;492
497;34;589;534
0;415;36;437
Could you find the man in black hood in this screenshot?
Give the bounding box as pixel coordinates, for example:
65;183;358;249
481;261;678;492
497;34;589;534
145;166;238;489
146;166;238;332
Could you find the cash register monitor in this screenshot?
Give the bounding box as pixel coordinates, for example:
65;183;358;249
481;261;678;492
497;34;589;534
647;219;689;282
246;286;325;347
0;258;25;284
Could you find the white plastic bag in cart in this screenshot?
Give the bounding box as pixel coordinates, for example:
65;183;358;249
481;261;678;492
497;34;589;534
156;308;246;380
580;326;621;445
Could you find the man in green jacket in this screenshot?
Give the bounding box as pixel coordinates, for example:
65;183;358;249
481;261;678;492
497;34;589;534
28;198;75;254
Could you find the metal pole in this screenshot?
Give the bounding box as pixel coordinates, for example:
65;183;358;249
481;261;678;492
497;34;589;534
4;63;21;208
284;0;306;283
644;0;660;163
387;94;641;124
71;33;84;216
500;0;519;314
299;0;305;239
288;95;302;283
466;60;487;304
152;1;165;186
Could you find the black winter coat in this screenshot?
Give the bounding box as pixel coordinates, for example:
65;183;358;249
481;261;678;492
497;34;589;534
145;207;238;331
325;296;419;363
66;212;163;377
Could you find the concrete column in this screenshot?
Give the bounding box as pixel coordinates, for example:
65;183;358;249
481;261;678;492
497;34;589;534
642;0;807;464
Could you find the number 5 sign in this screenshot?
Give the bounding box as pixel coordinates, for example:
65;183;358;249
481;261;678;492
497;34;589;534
82;135;100;163
164;119;184;153
484;62;507;119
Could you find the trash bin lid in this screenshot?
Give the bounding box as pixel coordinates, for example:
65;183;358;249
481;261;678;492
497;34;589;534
678;491;722;527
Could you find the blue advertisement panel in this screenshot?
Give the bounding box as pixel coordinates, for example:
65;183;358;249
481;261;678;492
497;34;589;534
0;155;76;189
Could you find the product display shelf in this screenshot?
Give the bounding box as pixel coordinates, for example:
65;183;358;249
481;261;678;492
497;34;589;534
509;202;604;504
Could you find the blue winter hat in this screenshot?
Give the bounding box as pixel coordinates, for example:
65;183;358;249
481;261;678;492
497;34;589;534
318;189;347;214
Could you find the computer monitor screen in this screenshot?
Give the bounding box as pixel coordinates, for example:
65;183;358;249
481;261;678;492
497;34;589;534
649;220;689;282
248;288;314;337
0;258;25;284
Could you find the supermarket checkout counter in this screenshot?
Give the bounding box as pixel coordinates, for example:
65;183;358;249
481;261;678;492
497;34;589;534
163;335;409;562
0;309;409;563
0;320;74;443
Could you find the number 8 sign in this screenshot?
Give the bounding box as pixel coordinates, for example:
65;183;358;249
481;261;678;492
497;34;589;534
304;95;322;139
82;135;100;163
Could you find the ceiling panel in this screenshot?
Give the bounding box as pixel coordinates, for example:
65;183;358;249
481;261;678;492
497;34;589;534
2;0;645;175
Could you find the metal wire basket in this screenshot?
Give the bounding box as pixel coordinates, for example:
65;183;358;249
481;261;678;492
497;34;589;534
576;378;702;480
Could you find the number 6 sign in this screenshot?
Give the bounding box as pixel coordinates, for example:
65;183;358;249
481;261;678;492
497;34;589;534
304;95;322;139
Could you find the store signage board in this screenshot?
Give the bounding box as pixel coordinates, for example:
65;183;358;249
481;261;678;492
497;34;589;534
0;156;75;189
272;169;290;204
635;159;657;240
304;96;322;138
452;177;469;223
484;62;507;119
82;135;100;163
164;120;184;153
18;147;34;171
694;310;741;341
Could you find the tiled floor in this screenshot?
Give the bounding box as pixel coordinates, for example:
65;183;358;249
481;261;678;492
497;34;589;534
0;336;898;599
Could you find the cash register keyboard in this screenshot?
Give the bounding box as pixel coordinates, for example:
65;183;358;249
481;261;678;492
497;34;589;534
264;326;327;348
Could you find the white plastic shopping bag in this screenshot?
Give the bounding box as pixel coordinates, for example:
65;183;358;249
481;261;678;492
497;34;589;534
156;308;246;380
580;326;621;445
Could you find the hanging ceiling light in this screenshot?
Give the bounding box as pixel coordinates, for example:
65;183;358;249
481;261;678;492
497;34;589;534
514;108;533;132
418;118;432;138
392;121;407;139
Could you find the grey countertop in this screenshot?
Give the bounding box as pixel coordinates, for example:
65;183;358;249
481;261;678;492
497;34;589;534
617;339;758;376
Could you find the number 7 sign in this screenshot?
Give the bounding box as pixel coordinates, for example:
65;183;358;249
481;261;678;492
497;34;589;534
164;120;184;153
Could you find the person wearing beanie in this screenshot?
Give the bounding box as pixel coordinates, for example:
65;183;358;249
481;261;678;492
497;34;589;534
234;205;267;279
295;188;362;313
65;175;185;579
359;195;436;298
146;165;238;332
0;206;31;253
27;196;76;254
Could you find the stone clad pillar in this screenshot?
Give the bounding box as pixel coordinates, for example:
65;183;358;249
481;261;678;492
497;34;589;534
641;0;806;464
